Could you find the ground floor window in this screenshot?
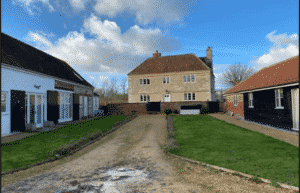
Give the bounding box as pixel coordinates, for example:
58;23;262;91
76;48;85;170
59;92;73;120
184;92;195;101
2;92;7;113
140;95;150;102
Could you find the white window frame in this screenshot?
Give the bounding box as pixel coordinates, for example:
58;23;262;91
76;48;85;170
1;92;8;114
163;76;170;84
184;75;195;83
248;92;254;108
140;78;150;85
275;89;284;109
234;95;238;107
184;92;195;101
140;95;150;102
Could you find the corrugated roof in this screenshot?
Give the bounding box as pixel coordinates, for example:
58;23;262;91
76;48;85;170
127;53;211;76
224;55;299;95
1;32;94;89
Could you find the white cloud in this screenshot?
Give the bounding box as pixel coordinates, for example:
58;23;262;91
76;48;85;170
13;0;54;15
93;0;195;25
27;14;181;76
252;31;299;70
68;0;91;11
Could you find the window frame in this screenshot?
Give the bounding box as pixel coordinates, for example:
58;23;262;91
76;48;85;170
1;92;8;114
275;89;284;109
184;92;195;101
184;75;195;83
248;92;254;108
234;95;238;107
140;95;150;102
163;76;170;84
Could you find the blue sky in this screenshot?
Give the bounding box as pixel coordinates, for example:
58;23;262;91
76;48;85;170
3;0;299;93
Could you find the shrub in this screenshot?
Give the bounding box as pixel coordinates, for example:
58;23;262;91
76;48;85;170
173;110;179;114
164;109;172;115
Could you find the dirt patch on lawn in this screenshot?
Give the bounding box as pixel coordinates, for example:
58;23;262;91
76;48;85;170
1;114;297;193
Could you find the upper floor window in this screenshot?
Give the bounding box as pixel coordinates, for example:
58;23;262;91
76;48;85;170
140;78;150;85
1;92;7;112
163;77;170;84
234;95;238;107
183;75;195;83
275;88;284;109
248;92;254;108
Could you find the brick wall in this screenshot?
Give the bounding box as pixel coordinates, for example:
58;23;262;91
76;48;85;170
225;93;244;120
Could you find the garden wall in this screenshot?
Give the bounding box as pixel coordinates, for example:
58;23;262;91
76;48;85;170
100;101;222;115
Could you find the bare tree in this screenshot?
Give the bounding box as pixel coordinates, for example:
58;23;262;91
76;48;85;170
109;77;118;97
102;79;109;97
121;77;127;94
218;62;257;88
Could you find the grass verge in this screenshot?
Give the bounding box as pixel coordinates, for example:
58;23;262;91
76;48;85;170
167;114;299;188
1;115;133;174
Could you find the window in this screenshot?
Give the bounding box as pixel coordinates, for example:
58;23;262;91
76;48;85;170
184;92;195;101
167;77;169;83
248;93;254;108
275;89;284;108
234;95;238;107
163;77;170;84
140;95;150;102
184;75;195;83
140;78;150;85
1;92;7;112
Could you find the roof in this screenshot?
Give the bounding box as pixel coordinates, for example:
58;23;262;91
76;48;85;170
93;92;100;96
1;33;94;89
224;55;299;95
127;53;211;76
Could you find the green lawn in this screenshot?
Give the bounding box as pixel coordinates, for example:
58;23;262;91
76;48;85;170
169;114;299;188
1;115;129;173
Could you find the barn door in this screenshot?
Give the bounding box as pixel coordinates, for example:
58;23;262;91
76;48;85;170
291;88;299;131
11;90;26;133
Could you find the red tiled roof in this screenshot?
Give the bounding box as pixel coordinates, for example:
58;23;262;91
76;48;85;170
224;55;299;95
127;54;210;75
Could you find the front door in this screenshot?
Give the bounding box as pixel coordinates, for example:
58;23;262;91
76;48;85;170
163;94;170;102
84;96;88;116
11;90;26;132
291;88;299;131
26;93;44;128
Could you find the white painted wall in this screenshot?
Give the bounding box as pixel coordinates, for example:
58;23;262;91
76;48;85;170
180;109;200;115
1;66;55;136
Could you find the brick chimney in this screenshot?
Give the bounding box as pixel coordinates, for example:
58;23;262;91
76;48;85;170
206;47;213;72
153;50;161;58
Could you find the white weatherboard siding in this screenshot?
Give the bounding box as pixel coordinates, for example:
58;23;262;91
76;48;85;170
180;109;200;115
1;66;55;136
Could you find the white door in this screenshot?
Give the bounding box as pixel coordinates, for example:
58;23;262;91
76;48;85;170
163;94;170;102
26;93;44;128
84;96;88;116
291;88;299;131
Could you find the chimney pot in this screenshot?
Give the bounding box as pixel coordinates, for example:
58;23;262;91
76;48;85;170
153;50;161;58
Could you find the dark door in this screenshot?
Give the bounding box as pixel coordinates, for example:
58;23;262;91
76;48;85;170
73;93;79;120
11;90;26;132
47;90;59;124
146;102;161;113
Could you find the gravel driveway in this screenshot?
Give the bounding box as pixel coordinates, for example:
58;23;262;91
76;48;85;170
1;114;298;193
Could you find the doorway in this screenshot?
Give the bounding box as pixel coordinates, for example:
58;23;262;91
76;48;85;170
11;90;26;132
25;93;44;128
163;94;170;102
